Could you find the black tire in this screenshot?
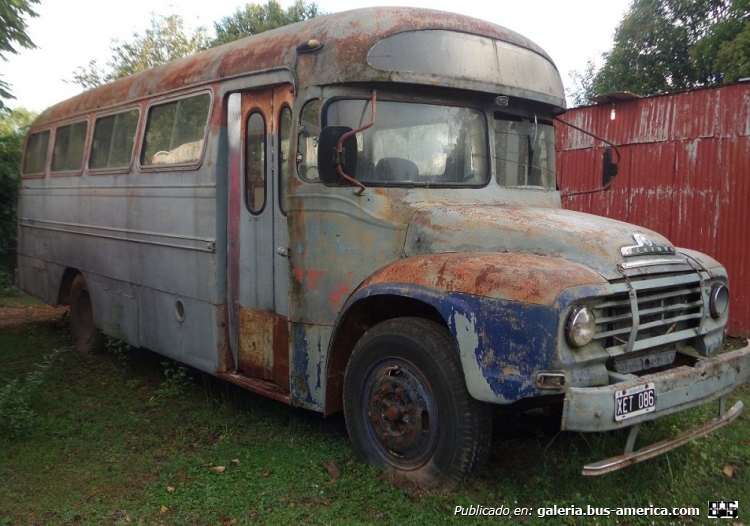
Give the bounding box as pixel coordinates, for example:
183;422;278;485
343;317;492;488
69;274;101;354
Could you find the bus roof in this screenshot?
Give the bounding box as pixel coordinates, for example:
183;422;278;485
34;7;565;127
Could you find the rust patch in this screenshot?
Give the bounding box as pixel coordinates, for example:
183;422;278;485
360;253;606;306
328;273;354;310
238;308;274;379
294;268;326;291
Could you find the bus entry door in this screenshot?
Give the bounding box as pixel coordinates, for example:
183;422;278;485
227;85;293;387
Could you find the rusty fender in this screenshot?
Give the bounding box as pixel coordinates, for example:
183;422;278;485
338;253;609;404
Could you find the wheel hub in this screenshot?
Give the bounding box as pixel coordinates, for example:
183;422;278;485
364;362;437;466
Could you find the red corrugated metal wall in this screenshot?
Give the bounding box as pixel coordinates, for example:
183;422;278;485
557;83;750;336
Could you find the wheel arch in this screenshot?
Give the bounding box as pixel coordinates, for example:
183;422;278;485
57;267;82;306
324;289;448;415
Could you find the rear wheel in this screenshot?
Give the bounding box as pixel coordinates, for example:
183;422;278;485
343;317;492;488
69;274;101;354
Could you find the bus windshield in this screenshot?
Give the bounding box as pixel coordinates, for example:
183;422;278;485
326;100;488;186
494;111;556;189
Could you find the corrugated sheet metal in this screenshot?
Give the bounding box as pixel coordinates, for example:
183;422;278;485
557;83;750;337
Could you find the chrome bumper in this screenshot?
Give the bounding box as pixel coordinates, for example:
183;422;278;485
560;344;750;475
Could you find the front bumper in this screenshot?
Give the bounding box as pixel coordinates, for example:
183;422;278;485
561;344;750;474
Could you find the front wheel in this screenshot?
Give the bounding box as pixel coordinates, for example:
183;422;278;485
343;317;492;488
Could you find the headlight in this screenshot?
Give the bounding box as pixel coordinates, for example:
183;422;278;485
709;283;729;319
566;306;596;348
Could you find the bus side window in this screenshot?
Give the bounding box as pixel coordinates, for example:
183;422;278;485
21;130;51;177
90;109;139;171
278;106;292;214
245;112;266;214
51;120;88;174
141;93;210;166
298;99;320;182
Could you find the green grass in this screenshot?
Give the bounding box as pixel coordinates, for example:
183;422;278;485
1;294;749;525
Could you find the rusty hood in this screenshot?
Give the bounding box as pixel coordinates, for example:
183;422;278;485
404;205;677;281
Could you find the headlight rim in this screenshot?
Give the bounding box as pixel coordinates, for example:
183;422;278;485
566;305;597;348
709;283;729;319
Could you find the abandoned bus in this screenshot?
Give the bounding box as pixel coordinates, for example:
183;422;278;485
17;7;750;485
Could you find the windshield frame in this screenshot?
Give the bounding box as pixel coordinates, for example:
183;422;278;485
296;87;560;192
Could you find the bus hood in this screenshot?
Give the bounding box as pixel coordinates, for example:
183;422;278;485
404;205;677;281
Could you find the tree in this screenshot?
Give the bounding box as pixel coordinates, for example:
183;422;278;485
212;0;321;47
692;0;750;83
0;107;36;273
71;14;209;89
0;0;40;108
567;60;598;107
71;2;322;90
591;0;749;97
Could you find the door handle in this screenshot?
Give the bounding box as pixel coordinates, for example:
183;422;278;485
276;247;290;257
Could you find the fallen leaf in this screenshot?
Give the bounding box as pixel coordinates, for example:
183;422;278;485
230;459;240;464
221;519;237;525
166;486;175;493
161;506;169;513
261;470;271;478
724;465;734;477
324;460;341;479
212;466;226;473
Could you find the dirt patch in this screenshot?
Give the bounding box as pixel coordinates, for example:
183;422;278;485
0;304;68;332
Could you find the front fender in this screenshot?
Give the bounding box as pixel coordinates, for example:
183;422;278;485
335;253;609;404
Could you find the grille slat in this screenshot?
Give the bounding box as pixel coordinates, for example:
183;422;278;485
594;271;704;356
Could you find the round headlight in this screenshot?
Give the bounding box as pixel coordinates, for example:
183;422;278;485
709;283;729;319
566;306;596;348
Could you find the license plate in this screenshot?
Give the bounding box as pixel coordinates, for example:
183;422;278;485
614;382;656;421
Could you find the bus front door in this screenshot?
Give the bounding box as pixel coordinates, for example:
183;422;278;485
227;85;293;392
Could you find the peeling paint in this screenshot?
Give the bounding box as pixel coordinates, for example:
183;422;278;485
451;311;497;402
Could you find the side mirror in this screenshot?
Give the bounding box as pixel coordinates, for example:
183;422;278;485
317;126;358;186
602;146;618;187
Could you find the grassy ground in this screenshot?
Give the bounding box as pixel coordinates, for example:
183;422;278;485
1;293;749;525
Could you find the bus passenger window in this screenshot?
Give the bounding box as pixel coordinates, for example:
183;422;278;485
51;120;88;173
22;130;51;176
278;106;292;214
298;100;320;182
90;109;139;170
141;93;210;166
245;112;266;214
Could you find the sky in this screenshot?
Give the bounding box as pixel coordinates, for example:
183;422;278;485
3;0;632;113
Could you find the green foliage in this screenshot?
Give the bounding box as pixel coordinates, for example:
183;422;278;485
212;0;321;47
591;0;750;98
567;60;598;107
70;14;210;89
70;2;322;90
0;348;64;438
0;107;36;274
0;0;39;107
103;335;132;366
156;361;192;399
692;0;750;84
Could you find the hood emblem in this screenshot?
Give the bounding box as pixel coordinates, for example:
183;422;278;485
621;233;676;257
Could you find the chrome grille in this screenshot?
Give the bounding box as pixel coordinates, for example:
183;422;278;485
593;272;704;354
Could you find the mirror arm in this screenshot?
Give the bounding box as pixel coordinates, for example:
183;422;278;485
335;90;377;196
555;116;621;198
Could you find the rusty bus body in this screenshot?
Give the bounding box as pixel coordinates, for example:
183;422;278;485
16;7;750;484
